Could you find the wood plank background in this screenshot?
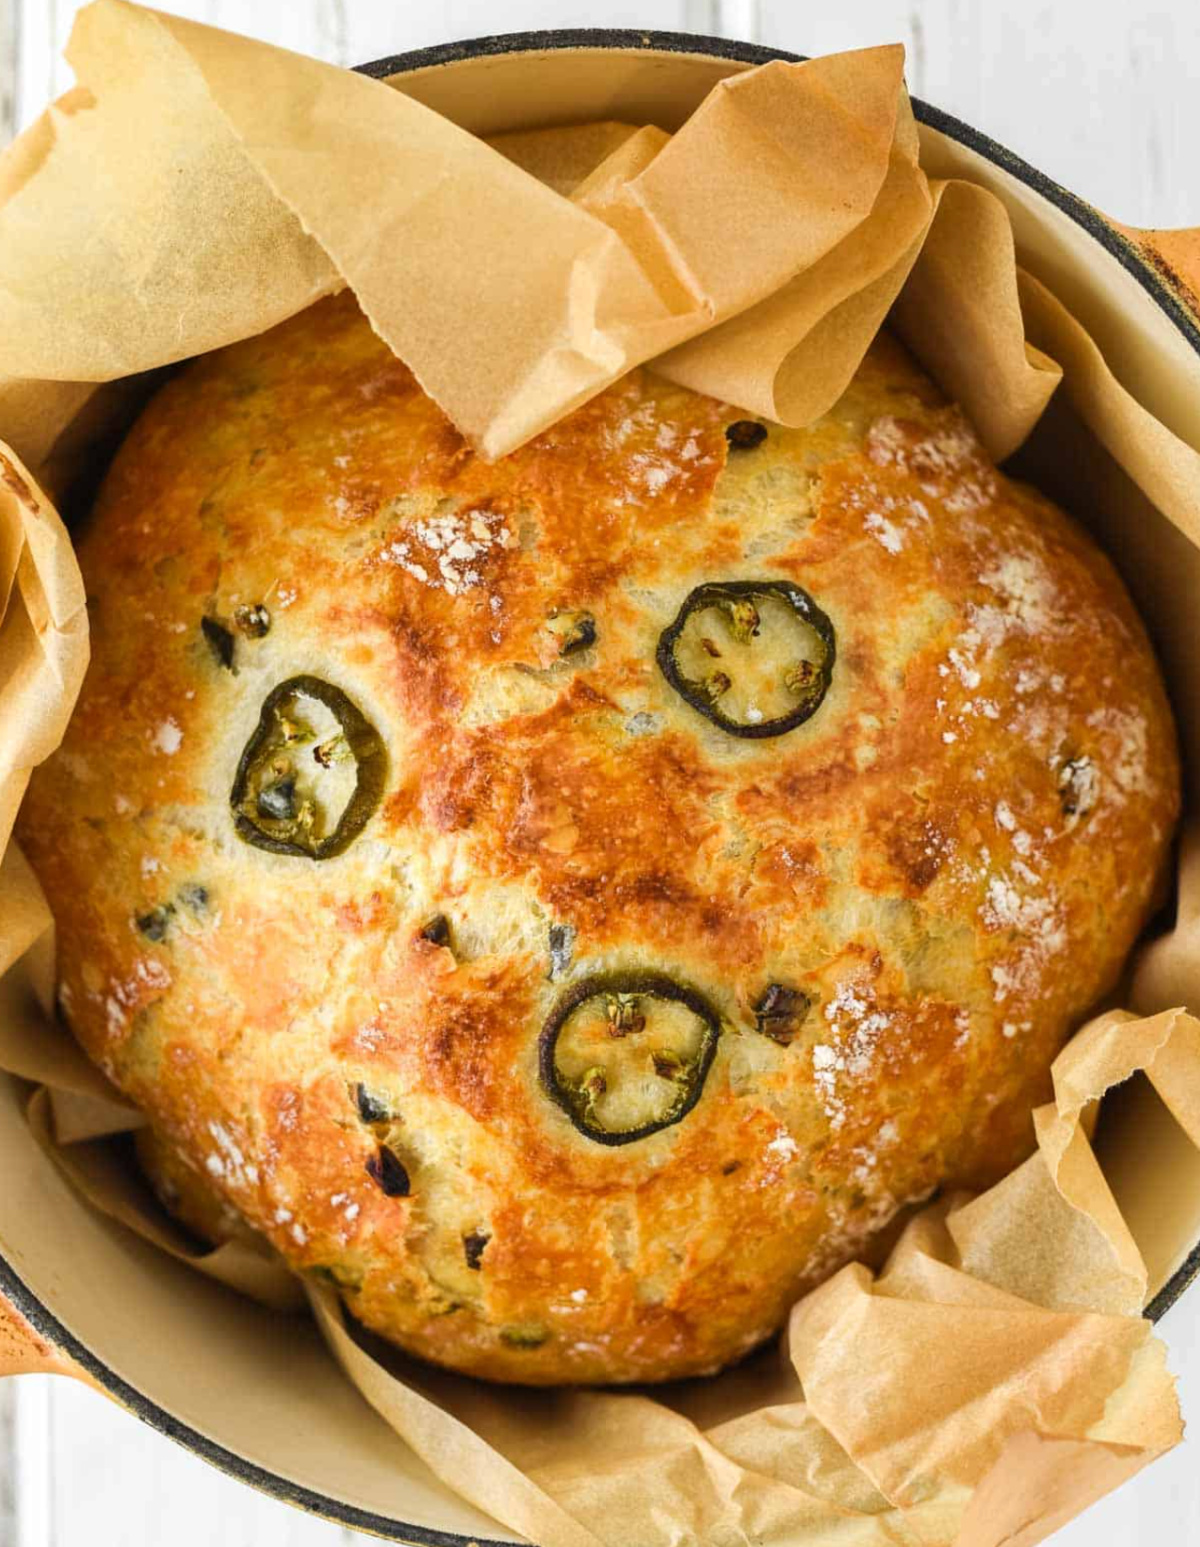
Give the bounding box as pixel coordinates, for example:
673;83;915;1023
1;2;1198;1543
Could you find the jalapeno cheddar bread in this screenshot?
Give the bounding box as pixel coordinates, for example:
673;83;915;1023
20;292;1179;1385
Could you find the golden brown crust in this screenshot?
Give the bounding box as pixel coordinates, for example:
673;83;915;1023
19;293;1180;1384
134;1125;261;1251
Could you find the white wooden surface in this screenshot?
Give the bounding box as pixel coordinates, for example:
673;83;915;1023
2;2;1199;1544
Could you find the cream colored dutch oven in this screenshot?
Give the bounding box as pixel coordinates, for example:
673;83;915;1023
2;29;1199;1545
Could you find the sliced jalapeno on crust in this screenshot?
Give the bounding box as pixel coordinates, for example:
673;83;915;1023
540;971;721;1146
230;676;386;858
657;580;835;738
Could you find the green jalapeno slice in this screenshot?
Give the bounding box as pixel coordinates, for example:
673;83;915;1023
539;971;721;1146
656;580;835;738
230;676;387;858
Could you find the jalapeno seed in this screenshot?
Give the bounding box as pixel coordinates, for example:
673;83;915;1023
722;597;760;643
230;676;387;859
651;1049;685;1079
579;1067;608;1112
657;580;835;738
700;670;732;704
540;971;721;1146
313;734;351;769
726;420;768;451
605;993;646;1036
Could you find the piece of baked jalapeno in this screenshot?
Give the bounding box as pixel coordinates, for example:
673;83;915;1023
1057;754;1098;826
545;608;596;658
539;971;721;1146
230;676;386;858
752;984;811;1045
656;580;835;738
725;420;768;451
365;1145;411;1197
201;616;235;670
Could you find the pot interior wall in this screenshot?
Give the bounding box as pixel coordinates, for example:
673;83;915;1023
2;40;1198;1543
384;42;751;134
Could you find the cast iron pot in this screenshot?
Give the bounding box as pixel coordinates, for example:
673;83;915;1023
2;29;1199;1546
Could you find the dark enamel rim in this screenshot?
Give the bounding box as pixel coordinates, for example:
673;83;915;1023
3;27;1198;1545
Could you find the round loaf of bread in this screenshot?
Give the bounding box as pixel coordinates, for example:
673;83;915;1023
19;292;1179;1384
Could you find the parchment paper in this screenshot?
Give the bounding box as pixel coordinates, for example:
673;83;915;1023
1;7;1199;1547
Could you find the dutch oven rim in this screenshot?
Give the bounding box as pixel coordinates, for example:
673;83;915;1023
3;26;1197;1547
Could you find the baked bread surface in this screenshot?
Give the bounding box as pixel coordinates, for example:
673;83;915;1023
19;293;1180;1384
